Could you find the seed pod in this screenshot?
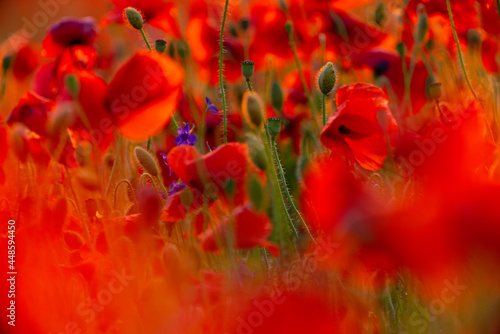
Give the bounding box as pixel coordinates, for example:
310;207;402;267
134;146;159;176
267;117;281;140
155;39;167;53
242;91;265;130
124;7;144;30
241;60;255;80
318;62;336;95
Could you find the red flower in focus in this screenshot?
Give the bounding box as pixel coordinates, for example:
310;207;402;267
200;203;279;256
105;51;184;141
320;83;398;170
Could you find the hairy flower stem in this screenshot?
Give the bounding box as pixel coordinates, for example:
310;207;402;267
246;79;253;92
140;28;152;51
269;135;316;244
220;0;229;143
322;94;326;126
105;136;123;198
446;0;479;103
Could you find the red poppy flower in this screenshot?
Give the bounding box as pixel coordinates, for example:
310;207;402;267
320;83;398;170
102;0;181;38
200;203;279;256
59;70;114;150
105;51;184;141
166;142;264;205
42;17;99;58
7;92;55;137
12;44;40;81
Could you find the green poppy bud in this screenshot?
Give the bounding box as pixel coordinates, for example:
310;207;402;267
124;7;144;30
427;82;442;101
134;146;159;177
318;62;336;95
271;81;283;113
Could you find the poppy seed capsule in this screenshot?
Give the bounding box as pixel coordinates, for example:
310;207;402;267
318;62;336;95
155;39;167;53
428;82;442;100
396;42;406;57
125;7;144;30
242;91;264;129
267;117;281;139
134;146;159;176
241;60;255;80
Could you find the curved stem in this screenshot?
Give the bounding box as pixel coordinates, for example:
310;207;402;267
220;0;229;143
270;137;316;243
113;179;137;211
446;0;479;102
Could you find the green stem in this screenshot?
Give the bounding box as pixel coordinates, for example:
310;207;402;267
146;138;152;150
105;136;123;198
246;79;253;92
220;0;229;143
270;137;316;243
496;0;500;26
322;94;326;126
286;23;320;133
140;28;152;51
171;114;179;129
446;0;479;102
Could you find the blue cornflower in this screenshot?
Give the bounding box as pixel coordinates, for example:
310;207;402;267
167;181;187;196
205;97;219;114
174;124;197;146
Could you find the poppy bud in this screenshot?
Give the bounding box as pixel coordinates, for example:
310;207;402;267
427;82;442;100
284;21;293;35
180;188;194;208
240;18;250;31
267;117;281;140
134;146;159;176
76;169;100;191
2;55;13;73
241;60;255;80
466;29;481;50
246;134;267;171
124;7;144;30
155;39;167;53
248;176;263;211
416;4;428;42
318;62;336;95
48;103;75;136
375;2;385;26
271;81;283;112
396;42;406;57
242;91;264;130
177;40;189;59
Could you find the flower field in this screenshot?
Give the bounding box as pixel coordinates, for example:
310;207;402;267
1;0;500;333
